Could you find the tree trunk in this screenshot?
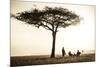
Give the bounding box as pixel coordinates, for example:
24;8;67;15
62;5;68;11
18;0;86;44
50;32;56;58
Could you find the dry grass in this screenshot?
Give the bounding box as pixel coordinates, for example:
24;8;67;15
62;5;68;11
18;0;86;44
11;53;95;66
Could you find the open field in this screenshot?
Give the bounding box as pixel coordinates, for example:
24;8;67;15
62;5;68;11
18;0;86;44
11;53;95;66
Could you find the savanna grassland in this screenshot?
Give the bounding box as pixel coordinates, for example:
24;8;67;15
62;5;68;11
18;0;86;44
11;53;95;66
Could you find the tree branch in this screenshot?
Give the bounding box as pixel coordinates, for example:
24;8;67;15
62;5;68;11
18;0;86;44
54;22;59;32
42;24;54;32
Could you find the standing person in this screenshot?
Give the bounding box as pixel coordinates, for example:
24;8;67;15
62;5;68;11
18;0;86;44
62;47;66;57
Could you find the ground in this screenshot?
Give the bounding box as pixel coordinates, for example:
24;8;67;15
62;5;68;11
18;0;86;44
11;53;95;66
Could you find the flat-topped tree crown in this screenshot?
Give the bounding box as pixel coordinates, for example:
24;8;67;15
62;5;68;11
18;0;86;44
13;6;80;58
15;6;80;32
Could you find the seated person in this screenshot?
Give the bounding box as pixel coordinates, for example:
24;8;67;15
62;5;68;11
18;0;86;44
76;50;81;56
68;51;73;56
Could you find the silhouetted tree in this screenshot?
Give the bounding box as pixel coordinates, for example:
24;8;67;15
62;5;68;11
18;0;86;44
13;6;80;58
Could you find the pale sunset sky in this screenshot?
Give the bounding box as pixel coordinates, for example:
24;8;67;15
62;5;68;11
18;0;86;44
11;0;95;56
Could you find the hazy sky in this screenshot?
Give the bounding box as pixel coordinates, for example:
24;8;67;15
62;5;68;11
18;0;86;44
11;1;95;56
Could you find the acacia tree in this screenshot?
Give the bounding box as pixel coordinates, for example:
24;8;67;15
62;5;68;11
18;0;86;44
13;6;80;58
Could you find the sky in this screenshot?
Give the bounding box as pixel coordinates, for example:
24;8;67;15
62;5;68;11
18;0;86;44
11;0;95;56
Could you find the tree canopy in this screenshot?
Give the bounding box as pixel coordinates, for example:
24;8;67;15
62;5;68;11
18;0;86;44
14;6;80;32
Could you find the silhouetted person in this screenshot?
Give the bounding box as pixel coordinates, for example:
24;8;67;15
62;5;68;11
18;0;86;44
62;47;66;57
68;51;73;56
76;50;81;56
